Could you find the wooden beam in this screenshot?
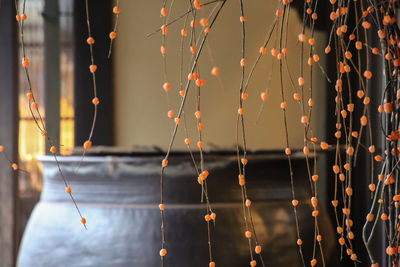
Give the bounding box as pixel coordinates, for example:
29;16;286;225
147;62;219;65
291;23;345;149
44;0;61;153
73;0;114;147
0;1;19;266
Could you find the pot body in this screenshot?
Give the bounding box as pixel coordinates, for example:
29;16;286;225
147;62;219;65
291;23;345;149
17;152;339;267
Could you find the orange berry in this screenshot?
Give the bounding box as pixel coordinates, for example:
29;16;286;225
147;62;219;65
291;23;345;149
320;142;329;150
163;82;170;91
311;197;318;208
312;210;319;217
298;33;306;42
360;115;367;126
255;245;261;254
381;213;388;220
174;118;181;125
211;67;219;76
50;146;57;154
332;165;339;174
297;239;303;245
190;46;196;54
179;90;185;97
159;204;164;210
350;254;357;261
240;16;246;22
325;46;331;54
240;58;246;67
16;14;21;21
22;57;29;68
293;93;301;101
113;6;120;14
366;213;374;222
159;249;167;257
162;159;168;167
355;41;363;50
312;13;318;20
200;18;208;27
259;47;266;55
285;148;291;155
184;138;190;145
238;108;244;115
190;20;197;28
21;14;27;20
197;141;203;148
31;102;39;109
210;212;216;220
298;77;304;86
280;102;287;109
312;174;319;182
167;110;174;119
311;259;317;266
41;130;47;136
238;174;245;186
109;31;117;39
26;92;33;99
194;0;201;9
372;47;379;55
89;65;97;73
369;183;376;191
301;116;308;124
92;97;99;105
65;186;71;194
194;111;201;119
160;7;167;17
83;140;92;150
245;199;251;207
384;103;392;114
344;105;353;114
209;262;215;267
81;217;87;225
364;70;372;79
362;21;371;29
261;92;268;101
241;93;248;100
292;199;299;206
205;214;211;222
181;29;187;36
245;231;252;238
161;46;167;54
271;48;278;57
0;146;3;152
87;37;95;44
241;158;248;165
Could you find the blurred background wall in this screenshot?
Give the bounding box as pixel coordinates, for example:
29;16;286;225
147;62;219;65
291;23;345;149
113;1;328;151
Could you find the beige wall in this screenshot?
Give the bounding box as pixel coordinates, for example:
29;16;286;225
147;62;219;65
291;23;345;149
113;1;327;151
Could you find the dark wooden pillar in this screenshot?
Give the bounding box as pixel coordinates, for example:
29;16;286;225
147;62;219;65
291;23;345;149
0;1;19;266
44;0;61;153
73;0;114;147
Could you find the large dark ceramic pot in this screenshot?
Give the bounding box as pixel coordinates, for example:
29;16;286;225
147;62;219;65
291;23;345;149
17;151;339;267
